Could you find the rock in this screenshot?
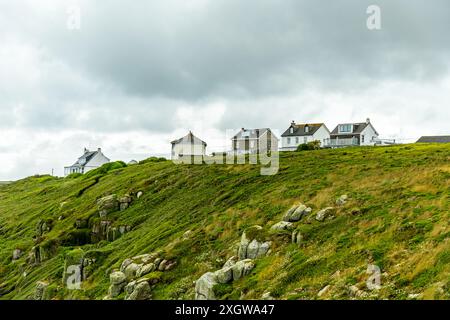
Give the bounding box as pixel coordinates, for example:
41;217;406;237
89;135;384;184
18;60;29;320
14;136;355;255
317;285;331;297
292;230;303;245
132;253;156;264
246;239;260;259
136;191;143;199
110;271;127;285
158;259;168;271
154;258;162;269
120;258;133;272
336;195;348;206
283;204;312;222
119;195;132;211
109;282;126;298
223;256;238;268
282;204;299;222
215;266;234;284
97;195;119;217
195;272;218;300
34;281;49;300
261;292;274;300
407;293;422;300
257;242;272;257
137;263;156;277
125;281;136;295
232;259;255;280
348;285;367;298
271;221;294;231
316;207;335;222
124;263;142;280
126;281;152;300
12;249;23;260
165;261;177;271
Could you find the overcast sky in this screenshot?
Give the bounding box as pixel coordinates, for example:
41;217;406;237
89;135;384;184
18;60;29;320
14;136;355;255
0;0;449;180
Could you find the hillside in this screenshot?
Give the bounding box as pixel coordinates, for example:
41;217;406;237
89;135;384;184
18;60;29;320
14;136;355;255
0;144;449;300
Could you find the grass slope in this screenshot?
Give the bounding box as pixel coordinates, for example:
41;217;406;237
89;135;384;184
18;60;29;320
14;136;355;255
0;144;449;300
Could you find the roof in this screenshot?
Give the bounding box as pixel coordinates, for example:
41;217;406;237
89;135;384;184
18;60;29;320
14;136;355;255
171;131;207;146
330;121;379;136
69;148;109;168
281;123;326;137
416;136;450;143
232;128;278;140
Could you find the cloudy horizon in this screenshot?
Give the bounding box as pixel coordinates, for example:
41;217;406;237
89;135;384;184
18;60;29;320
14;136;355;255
1;0;449;180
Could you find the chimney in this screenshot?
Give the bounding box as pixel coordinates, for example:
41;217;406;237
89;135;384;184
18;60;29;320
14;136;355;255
84;148;88;153
241;127;245;131
366;118;370;124
97;148;101;153
291;120;295;126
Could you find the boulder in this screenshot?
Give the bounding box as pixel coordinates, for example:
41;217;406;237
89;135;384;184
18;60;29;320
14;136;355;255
316;207;336;222
283;204;311;222
126;281;152;300
120;258;133;272
158;259;168;271
223;256;238;268
97;195;119;217
282;205;299;222
195;272;218;300
119;195;132;211
238;229;252;260
257;242;272;258
215;266;234;284
336;195;348;206
124;263;142;280
110;271;127;285
125;281;136;295
317;285;331;297
292;230;303;245
137;263;156;278
238;227;271;259
12;249;23;261
270;221;294;231
246;239;260;259
232;259;255;280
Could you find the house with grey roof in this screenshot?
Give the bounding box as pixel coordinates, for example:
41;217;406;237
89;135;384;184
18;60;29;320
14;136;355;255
64;148;110;176
281;121;331;151
326;118;379;147
416;136;450;143
171;131;207;161
231;128;279;154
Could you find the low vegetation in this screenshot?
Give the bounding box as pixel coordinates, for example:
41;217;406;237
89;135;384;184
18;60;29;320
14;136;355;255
0;143;448;300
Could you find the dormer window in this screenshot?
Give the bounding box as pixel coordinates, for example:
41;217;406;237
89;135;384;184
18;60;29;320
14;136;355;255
339;124;352;133
305;125;309;133
290;127;294;134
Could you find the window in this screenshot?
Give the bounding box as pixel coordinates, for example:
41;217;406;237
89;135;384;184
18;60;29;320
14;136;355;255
339;124;352;133
304;137;307;143
305;126;309;133
362;135;365;143
295;137;299;144
290;127;294;134
287;137;291;144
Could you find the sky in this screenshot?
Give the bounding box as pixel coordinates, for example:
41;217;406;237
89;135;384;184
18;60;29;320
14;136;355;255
0;0;449;180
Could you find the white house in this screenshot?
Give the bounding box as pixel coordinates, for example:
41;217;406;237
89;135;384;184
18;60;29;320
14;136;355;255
326;118;379;147
281;122;331;151
231;128;279;154
171;131;207;161
64;148;110;176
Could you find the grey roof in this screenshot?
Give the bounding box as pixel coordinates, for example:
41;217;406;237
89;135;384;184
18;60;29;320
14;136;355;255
71;150;98;167
232;128;278;140
416;136;450;143
171;131;207;146
281;123;326;137
330;122;378;136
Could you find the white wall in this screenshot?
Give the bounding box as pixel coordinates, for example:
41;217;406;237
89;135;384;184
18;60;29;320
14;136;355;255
281;125;330;150
84;151;110;173
360;124;379;146
172;143;206;160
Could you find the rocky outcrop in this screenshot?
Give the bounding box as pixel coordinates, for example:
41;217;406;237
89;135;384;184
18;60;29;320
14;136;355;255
283;204;312;222
316;207;336;221
238;226;271;260
270;221;294;231
91;220;131;242
105;252;176;300
97;195;119;217
36;219;52;236
119;195;132;211
195;257;255;300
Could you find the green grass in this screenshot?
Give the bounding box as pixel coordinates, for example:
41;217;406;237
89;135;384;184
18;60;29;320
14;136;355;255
0;143;449;300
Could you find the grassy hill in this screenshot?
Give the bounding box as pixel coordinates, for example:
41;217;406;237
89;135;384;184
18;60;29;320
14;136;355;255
0;144;449;300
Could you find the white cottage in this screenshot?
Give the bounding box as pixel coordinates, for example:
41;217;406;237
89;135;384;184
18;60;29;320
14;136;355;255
171;131;207;161
281;122;331;151
326;118;379;147
64;148;110;176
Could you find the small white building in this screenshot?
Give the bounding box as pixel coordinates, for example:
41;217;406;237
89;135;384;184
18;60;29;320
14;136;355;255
64;148;110;176
326;118;379;147
171;131;207;161
231;128;279;154
281;122;331;151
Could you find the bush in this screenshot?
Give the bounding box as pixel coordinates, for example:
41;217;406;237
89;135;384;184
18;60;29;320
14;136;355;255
296;140;321;151
84;161;127;179
139;157;167;165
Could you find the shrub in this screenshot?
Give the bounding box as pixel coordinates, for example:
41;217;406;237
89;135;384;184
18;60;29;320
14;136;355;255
296;140;321;151
84;161;127;179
